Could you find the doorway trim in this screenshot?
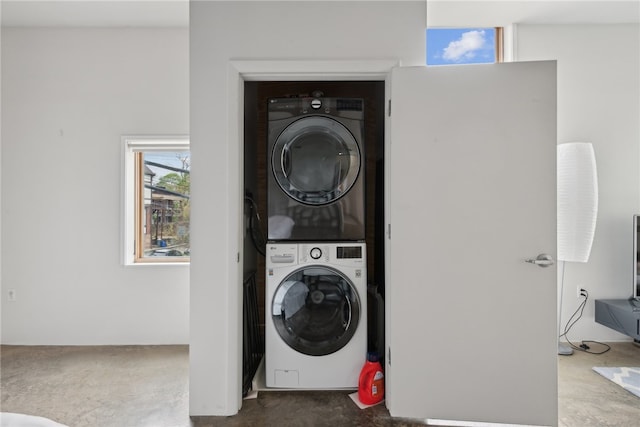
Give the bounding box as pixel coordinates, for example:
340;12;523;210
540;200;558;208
226;58;398;413
230;59;399;81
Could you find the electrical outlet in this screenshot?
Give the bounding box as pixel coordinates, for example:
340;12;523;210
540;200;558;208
577;286;586;298
7;289;16;301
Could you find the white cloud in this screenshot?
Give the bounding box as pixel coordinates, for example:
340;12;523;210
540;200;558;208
442;30;487;62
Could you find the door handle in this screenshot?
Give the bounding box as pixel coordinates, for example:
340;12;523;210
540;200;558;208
525;253;555;267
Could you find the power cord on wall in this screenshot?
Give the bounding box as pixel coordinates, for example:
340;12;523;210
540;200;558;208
560;289;611;355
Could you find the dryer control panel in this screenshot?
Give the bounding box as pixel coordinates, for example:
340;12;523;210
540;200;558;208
268;97;364;118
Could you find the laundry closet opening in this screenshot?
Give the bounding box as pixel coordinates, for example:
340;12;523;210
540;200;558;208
242;81;386;392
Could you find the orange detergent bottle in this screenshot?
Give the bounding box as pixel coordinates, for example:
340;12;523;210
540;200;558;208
358;351;385;405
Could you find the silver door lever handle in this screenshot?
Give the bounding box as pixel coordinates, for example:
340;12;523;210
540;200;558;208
525;254;555;267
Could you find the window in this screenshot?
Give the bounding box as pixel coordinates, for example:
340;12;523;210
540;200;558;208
427;27;503;66
123;137;190;264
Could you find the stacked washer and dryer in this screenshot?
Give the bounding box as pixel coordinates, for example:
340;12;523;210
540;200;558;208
265;96;367;389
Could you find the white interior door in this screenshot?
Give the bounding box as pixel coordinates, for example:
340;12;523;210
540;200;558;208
386;61;558;426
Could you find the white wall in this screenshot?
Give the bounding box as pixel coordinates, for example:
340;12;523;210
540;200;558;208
1;28;190;344
515;24;640;342
189;0;425;416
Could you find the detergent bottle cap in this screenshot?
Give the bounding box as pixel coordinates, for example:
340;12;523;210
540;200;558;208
367;351;379;363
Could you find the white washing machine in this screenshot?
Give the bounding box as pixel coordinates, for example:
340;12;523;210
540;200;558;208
265;242;367;389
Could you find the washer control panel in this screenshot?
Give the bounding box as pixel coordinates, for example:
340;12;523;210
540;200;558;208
269;243;365;267
298;243;365;265
337;245;363;259
300;245;329;263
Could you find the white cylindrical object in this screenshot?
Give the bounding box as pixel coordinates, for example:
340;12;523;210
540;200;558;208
557;142;598;263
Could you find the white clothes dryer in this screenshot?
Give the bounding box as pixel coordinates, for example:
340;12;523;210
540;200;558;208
265;242;367;389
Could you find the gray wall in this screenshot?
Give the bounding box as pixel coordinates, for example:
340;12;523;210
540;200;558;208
516;24;640;341
189;0;426;416
1;28;190;344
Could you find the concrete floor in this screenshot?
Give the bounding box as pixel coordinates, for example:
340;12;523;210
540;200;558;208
1;343;638;427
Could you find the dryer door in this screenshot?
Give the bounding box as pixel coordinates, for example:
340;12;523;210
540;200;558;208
271;116;361;205
271;265;361;356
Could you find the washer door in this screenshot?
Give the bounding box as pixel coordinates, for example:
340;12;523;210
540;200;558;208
272;266;361;356
271;116;361;205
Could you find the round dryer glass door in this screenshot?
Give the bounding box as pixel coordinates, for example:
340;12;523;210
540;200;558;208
271;116;361;205
271;265;361;356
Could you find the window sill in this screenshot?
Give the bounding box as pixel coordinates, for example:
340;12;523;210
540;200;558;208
124;261;190;268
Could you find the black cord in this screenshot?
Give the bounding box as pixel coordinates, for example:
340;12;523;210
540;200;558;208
560;290;611;355
245;196;266;257
561;293;587;339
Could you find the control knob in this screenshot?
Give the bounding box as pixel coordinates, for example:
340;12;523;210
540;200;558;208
310;247;322;260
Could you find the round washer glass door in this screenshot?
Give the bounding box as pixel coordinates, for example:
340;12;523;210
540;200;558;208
271;116;361;205
271;265;361;356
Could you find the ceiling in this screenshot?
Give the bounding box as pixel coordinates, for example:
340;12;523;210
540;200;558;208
1;0;190;27
1;0;638;27
427;1;640;26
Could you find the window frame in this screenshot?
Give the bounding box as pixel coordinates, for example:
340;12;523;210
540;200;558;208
122;136;190;266
495;27;504;63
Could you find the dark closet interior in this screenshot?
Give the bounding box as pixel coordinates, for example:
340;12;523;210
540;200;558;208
243;80;386;361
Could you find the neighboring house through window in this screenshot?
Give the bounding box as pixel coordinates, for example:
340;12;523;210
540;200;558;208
123;136;190;264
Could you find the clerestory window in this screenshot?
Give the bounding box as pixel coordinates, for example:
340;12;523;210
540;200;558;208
427;27;504;65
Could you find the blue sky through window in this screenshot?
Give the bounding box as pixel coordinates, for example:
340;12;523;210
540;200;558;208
427;28;496;65
145;152;190;177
